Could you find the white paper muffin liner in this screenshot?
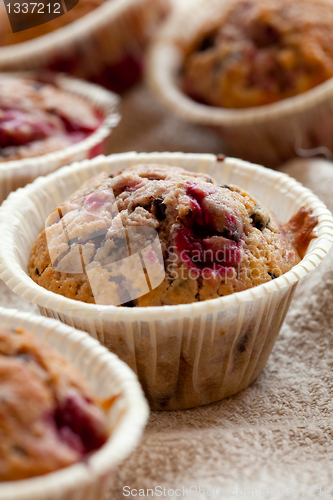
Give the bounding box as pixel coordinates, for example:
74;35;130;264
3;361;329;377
147;0;333;167
0;72;120;204
0;306;149;500
0;152;332;410
0;0;170;92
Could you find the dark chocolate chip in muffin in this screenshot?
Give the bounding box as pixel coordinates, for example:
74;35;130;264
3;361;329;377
16;353;31;363
153;198;167;221
11;445;27;457
32;82;45;92
197;33;216;52
251;204;270;231
232;230;241;243
250;21;281;48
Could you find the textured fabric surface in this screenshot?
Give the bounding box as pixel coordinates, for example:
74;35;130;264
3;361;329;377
1;85;333;499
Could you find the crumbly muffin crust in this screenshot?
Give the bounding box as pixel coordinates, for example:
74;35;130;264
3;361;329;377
28;164;317;307
183;0;333;108
0;327;109;481
0;76;101;162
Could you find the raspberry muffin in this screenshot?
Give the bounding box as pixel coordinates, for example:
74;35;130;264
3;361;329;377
0;326;109;481
0;75;102;162
0;0;105;47
2;152;330;410
28;163;317;307
183;0;333;109
0;0;169;92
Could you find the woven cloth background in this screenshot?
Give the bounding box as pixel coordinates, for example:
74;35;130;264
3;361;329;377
1;84;333;499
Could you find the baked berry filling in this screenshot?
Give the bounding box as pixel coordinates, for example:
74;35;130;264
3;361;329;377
55;392;108;455
185;183;218;230
0;106;100;150
0;327;111;481
175;228;241;274
0;110;63;148
0;75;103;155
54;110;100;135
185;183;240;239
175;183;242;275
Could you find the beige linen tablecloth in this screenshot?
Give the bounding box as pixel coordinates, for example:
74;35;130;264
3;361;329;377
2;85;333;500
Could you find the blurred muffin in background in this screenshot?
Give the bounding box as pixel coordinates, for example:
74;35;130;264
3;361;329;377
0;74;102;162
0;327;109;481
0;0;104;46
0;72;119;203
183;0;333;108
0;0;170;92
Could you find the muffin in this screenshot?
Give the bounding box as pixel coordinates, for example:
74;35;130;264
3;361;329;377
1;153;331;410
183;0;333;109
0;75;102;162
28;163;317;307
0;0;170;92
148;0;333;166
0;0;105;47
0;326;109;481
0;72;119;203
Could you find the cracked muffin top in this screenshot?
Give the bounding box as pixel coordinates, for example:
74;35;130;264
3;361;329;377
0;326;110;481
182;0;333;108
0;75;101;162
28;163;317;307
0;0;105;47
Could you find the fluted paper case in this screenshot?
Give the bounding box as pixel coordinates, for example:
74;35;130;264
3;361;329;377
0;152;332;410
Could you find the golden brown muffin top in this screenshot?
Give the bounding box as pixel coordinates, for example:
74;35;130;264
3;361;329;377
0;327;109;481
0;0;105;47
183;0;333;108
28;164;317;307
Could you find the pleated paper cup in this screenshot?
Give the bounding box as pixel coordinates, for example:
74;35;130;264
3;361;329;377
0;0;170;93
0;306;149;500
147;0;333;167
0;72;120;204
0;152;332;410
